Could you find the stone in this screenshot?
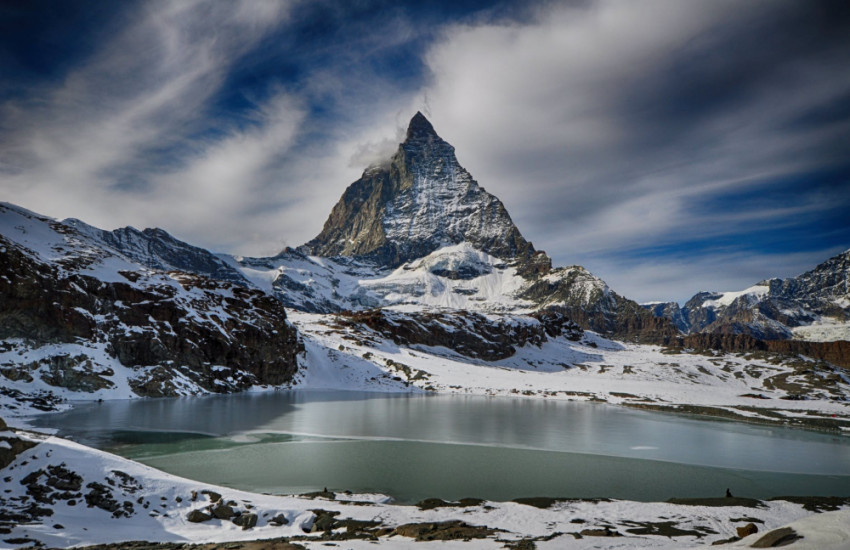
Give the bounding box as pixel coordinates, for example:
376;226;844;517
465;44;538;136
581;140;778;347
201;490;222;503
750;527;802;548
186;509;212;523
269;513;289;526
211;501;236;519
736;523;758;538
310;510;339;532
232;512;258;530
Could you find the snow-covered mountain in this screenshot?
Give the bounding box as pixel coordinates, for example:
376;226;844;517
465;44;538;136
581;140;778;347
231;113;675;343
0;203;301;403
646;250;850;342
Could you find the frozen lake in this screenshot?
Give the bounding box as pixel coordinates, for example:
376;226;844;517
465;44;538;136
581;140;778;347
33;390;850;503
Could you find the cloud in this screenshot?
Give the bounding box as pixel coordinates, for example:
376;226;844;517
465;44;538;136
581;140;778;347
413;0;850;282
0;0;295;251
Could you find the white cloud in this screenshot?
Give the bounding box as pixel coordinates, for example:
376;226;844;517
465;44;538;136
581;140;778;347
0;0;295;251
411;0;850;269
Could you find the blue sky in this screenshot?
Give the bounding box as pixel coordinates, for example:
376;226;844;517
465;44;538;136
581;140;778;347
1;0;848;303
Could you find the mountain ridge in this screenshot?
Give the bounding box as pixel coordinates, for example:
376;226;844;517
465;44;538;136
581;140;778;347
645;249;850;342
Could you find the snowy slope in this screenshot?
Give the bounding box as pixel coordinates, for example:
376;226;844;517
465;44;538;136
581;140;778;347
228;243;611;315
289;312;850;430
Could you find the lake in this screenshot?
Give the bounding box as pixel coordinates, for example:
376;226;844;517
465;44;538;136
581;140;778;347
33;390;850;503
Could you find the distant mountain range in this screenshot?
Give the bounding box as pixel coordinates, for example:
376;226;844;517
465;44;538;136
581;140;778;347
643;249;850;342
1;113;848;401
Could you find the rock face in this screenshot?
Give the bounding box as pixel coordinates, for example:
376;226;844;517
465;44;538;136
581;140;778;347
647;250;850;342
66;220;248;286
641;302;689;333
0;203;302;398
339;309;582;361
304;112;535;267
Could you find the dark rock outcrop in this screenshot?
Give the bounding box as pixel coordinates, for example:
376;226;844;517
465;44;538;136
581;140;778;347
339;309;582;361
186;509;212;523
680;333;850;368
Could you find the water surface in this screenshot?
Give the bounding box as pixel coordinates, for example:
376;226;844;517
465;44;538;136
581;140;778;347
35;391;850;503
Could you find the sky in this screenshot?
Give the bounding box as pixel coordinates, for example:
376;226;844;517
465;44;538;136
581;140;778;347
1;0;849;304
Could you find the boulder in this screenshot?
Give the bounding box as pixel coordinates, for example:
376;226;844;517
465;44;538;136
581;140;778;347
736;523;758;538
233;512;258;530
201;490;221;503
186;509;212;523
211;501;236;519
751;527;802;548
269;513;289;526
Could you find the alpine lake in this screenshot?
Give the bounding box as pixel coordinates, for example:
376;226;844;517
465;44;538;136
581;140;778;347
32;390;850;504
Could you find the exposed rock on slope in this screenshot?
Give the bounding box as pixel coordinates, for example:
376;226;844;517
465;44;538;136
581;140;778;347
66;219;248;285
337;309;582;361
642;302;689;333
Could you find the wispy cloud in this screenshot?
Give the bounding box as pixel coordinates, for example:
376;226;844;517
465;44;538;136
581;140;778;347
404;0;850;298
0;0;296;250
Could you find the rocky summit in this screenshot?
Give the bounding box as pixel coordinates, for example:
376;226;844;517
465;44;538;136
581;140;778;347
304;112;535;267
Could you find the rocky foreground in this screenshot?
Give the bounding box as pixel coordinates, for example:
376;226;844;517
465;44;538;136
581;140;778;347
2;417;850;550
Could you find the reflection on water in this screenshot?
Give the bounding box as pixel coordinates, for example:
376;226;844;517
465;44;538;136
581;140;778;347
34;390;850;502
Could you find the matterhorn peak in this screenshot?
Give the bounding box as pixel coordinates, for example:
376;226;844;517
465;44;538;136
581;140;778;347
304;112;535;268
405;111;438;141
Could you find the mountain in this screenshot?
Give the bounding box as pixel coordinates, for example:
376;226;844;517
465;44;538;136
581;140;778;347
233;113;677;343
645;250;850;342
65;218;248;285
304;112;535;267
0;203;301;401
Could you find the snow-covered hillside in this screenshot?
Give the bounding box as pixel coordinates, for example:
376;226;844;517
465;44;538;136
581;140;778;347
289;311;850;431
